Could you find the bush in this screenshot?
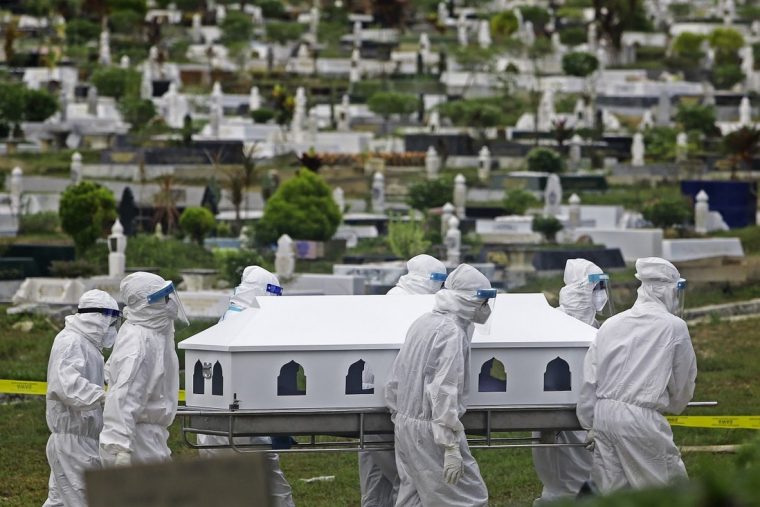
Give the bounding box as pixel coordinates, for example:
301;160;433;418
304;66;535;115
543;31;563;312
642;198;692;230
526;147;564;173
18;212;60;235
24;89;58;122
490;11;518;40
708;27;745;58
180;207;216;246
675;103;719;136
221;11;254;45
255;170;342;245
213;248;268;286
59;182;117;255
503;189;540;215
66;19;99;44
711;64;744;90
90;67;140;100
266;21;306;44
562;51;599;78
643;127;678;161
251;107;275;123
407;178;454;212
125;235;216;283
49;260;98;278
110;9;143;34
118;97;156;129
388;216;431;259
559;26;586;46
532;215;563;242
672;32;705;61
518;6;550;32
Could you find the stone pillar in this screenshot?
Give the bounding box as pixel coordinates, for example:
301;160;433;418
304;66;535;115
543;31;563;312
70;152;82;184
275;234;296;280
445;216;461;266
441;202;455;239
425;146;440;180
108;219;127;278
543;173;562;217
739;96;752;126
192;12;203;43
676;132;688;162
10;167;22;216
371;172;385;213
99;29;111;66
568;193;581;230
87;86;98;117
249;86;261;112
569;134;583;165
477;20;491;49
695;190;709;234
631;132;645;167
120;55;130;69
332;186;345;213
453;173;466;218
478;146;491;183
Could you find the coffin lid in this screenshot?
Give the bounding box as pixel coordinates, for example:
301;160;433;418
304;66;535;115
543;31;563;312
178;293;596;352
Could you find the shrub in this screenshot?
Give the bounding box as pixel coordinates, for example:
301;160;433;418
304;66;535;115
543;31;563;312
708;27;745;58
675;103;719;136
255;170;342;245
532;215;563;242
559;26;586;46
490;11;518;40
503;189;540;215
90;67;141;100
388;216;431;259
266;21;305;44
711;64;744;90
526;147;564;173
643;127;678;161
251;107;275;124
18;212;60;235
118;97;156;129
50;260;98;278
24;89;58;122
672;32;705;61
518;6;550;32
562;51;599;78
213;248;268;286
66;19;99;44
125;235;216;282
110;9;143;34
642;198;693;230
221;10;254;45
180;207;216;246
59;182;117;255
407;178;454;212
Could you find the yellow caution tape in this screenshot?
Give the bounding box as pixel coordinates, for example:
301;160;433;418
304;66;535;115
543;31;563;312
0;379;186;402
667;415;760;430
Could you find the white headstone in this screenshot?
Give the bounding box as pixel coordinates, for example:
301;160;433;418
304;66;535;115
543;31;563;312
587;22;597;52
438;2;448;23
676;132;688;162
87;86;98;116
428;109;440;133
632;132;645;166
656;90;671;126
420;33;431;56
310;6;319;40
99;29;111;66
457;12;468;46
723;0;735;25
568;193;581;229
164;82;188;129
478;146;491;183
371;172;385;213
478;20;492;49
275;234;296;280
192;13;202;43
70;152;82;184
695;190;709;234
332;187;345;212
10;167;23;216
739;96;752;126
108;219;126;278
353;20;362;47
442;202;455;238
249;86;261;112
538;88;555;131
543;173;562;217
445;215;461;266
120;55;130;69
639;110;654;131
453;173;467;218
337;94;351;131
292;87;307;141
211;81;223;138
523;21;535;47
596;46;607;71
141;66;153;99
569;134;583;164
216;4;226;23
425;146;440;180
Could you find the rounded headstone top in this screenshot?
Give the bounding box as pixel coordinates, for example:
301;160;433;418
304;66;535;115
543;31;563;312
455;174;466;184
570;134;583;144
448;215;460;228
373;171;384;182
479;145;490;156
277;234;293;247
111;218;124;235
72;152;82;162
12;166;22;176
443;202;455;213
426;145;438;156
696;190;708;202
569;193;581;205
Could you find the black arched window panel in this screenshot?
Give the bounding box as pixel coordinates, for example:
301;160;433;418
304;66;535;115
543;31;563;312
212;361;224;396
345;359;375;395
544;357;571;391
478;357;507;392
192;360;204;394
277;360;307;396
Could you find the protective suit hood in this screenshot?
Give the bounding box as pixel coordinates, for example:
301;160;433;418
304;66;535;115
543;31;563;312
229;266;281;310
558;258;604;326
634;257;681;315
434;264;492;324
120;272;173;331
65;289;119;350
393;254;447;295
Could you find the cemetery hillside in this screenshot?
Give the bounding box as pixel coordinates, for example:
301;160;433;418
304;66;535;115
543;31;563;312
0;0;760;505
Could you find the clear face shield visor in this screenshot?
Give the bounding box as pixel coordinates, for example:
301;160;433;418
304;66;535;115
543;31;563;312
77;307;123;330
588;273;615;317
675;278;687;318
146;282;189;327
429;272;448;290
473;288;498;335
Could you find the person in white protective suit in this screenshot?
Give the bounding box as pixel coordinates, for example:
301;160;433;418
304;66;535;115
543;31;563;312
197;266;295;507
44;290;120;507
99;272;184;467
385;263;496;507
577;257;697;493
532;258;613;505
360;254;448;507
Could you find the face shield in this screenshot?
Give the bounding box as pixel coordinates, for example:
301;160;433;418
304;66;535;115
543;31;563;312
146;282;190;327
473;288;498;335
675;278;687;317
429;272;448;290
78;306;123;329
588;273;614;317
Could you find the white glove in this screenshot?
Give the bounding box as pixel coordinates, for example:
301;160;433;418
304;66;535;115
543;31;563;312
585;430;595;452
443;445;463;485
114;451;132;467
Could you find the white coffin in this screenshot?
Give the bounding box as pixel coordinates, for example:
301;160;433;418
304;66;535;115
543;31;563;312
178;294;596;410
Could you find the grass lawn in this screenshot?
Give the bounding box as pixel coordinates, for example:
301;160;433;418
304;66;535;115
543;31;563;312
1;310;759;505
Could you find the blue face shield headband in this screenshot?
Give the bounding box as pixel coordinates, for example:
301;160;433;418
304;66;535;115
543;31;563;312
266;283;284;296
78;307;123;328
145;282;189;326
588;272;615;316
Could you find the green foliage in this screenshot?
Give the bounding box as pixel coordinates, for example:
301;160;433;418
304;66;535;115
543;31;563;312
675;103;718;136
221;11;254;46
711;64;744;90
558;26;586;46
561;51;599;77
20;88;58;122
643;127;678;161
503;189;539;215
532;215;563;242
108;0;147;15
59;182;117;255
437;96;526;130
266;21;306;44
18;212;60;235
642;197;693;229
179;207;216;245
490;11;518;40
672;32;705;60
407;178;454;211
213;248;267;286
251;107;275;123
125;235;216;282
0;82;55;130
118;97;156;129
367;91;417;119
110;9;143;34
90;67;140;99
708;28;745;58
49;260;98;278
518;6;550;32
255;0;287;18
526;147;564;173
255;170;342;245
387;216;431;259
65;19;99;44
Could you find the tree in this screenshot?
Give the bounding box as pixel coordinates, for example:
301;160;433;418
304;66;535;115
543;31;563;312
532;215;563;243
221;10;254;46
367;91;417;135
118;186;139;235
642;198;692;230
24;89;58;122
490;11;518;40
255;170;342;245
65;18;99;44
153;175;180;234
592;0;652;50
562;52;599;78
180;207;216;245
675;103;719;136
407;178;454;211
266;21;305;44
118;97;156;130
723;127;760;179
388;216;431;259
503;189;539;215
708;28;745;59
559;26;586;46
91;67;140;99
110;9;142;34
527;147;564;173
712;64;744;90
671;32;705;61
519;6;550;34
59;182;117;255
224;166;245;231
0;82;27;136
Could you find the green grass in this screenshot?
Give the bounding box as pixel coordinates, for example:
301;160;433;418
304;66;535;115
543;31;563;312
2;310;759;505
576;183;683;212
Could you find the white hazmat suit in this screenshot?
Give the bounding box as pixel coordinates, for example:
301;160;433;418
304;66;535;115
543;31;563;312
99;272;180;467
198;266;295;507
44;290;119;507
360;255;447;507
532;259;601;505
385;264;493;507
577;257;697;493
